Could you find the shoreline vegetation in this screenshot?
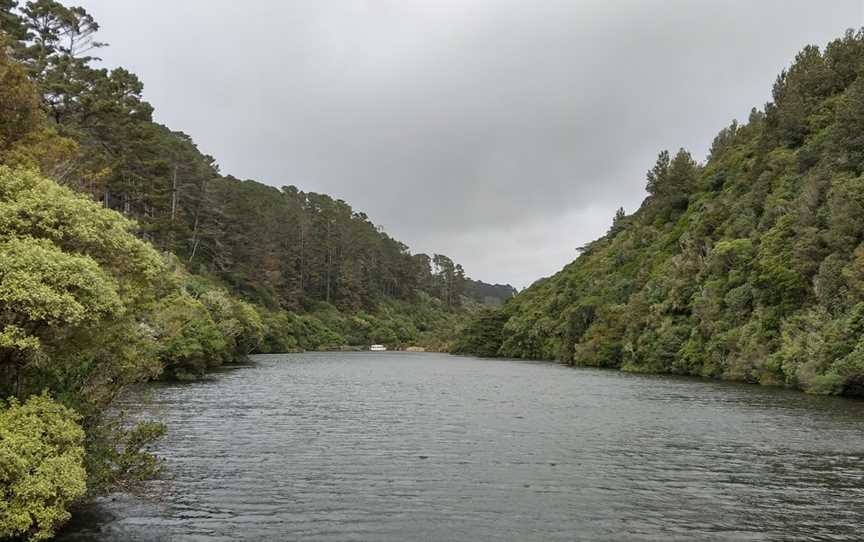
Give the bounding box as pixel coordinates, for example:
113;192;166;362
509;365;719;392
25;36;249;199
0;1;511;539
454;28;864;400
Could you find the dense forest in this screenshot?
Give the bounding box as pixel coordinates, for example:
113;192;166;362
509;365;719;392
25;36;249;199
456;29;864;398
0;1;513;539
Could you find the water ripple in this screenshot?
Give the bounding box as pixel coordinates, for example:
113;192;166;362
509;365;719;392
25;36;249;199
59;352;864;541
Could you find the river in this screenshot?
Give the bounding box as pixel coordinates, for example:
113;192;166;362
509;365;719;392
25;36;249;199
57;352;864;541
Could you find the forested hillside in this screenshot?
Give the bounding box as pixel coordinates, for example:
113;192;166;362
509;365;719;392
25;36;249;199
0;0;512;314
456;29;864;397
0;2;512;538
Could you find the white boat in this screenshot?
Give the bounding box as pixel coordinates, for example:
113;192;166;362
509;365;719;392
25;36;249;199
370;344;387;352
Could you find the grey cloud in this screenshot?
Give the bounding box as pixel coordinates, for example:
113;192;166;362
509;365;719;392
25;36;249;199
80;0;862;286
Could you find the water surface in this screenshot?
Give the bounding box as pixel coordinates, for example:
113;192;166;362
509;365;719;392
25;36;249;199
59;352;864;541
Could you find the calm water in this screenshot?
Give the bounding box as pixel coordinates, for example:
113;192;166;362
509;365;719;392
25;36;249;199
59;352;864;541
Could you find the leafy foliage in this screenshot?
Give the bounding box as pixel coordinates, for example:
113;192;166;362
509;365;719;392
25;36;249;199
0;166;163;406
0;393;86;541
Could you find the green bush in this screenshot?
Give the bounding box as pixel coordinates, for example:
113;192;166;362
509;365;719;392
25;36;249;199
150;292;228;379
85;417;166;495
199;289;265;357
295;314;344;350
259;310;300;353
231;300;266;355
0;394;87;541
0;166;164;404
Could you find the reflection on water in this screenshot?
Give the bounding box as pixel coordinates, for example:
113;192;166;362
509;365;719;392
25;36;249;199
58;352;864;541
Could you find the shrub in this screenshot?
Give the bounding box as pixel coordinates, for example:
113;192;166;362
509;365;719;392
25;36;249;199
150;292;228;379
85;417;166;494
199;289;265;357
259;310;299;353
0;394;87;541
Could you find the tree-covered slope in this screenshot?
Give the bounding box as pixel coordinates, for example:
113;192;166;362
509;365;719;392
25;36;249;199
0;0;511;316
455;30;864;396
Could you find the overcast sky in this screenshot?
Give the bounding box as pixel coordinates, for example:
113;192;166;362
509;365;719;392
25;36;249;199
77;0;862;288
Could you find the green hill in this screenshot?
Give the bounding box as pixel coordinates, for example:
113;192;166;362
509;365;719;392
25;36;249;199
455;29;864;397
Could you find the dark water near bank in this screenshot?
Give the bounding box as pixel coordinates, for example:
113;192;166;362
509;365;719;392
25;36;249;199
59;352;864;541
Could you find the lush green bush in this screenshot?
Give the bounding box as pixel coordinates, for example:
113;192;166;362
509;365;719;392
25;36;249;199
259;310;300;353
0;394;87;541
0;166;164;403
0;167;169;510
199;289;265;357
150;292;229;379
84;417;166;495
294;313;345;350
